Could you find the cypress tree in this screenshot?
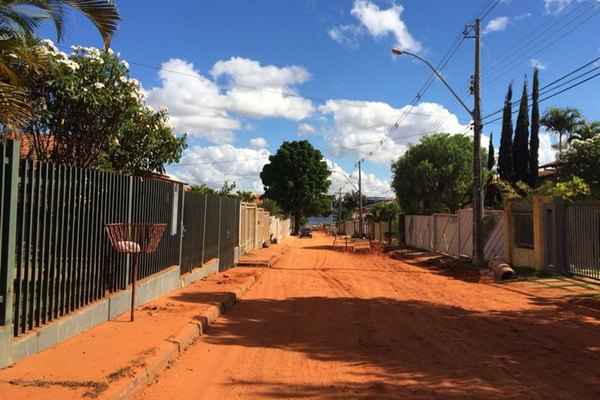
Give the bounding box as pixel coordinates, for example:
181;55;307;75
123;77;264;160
529;68;540;187
487;132;495;171
513;80;530;184
498;84;514;181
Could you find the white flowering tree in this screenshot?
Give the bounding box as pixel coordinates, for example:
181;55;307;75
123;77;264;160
25;42;185;174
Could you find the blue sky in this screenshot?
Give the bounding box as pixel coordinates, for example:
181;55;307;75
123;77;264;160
42;0;600;196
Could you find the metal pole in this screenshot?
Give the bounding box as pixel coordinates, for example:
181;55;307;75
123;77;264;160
0;140;20;367
130;253;138;322
472;18;484;266
358;160;364;238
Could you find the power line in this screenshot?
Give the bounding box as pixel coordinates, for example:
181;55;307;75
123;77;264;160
479;0;502;22
485;2;600;88
484;69;600;125
482;55;600;122
484;1;587;76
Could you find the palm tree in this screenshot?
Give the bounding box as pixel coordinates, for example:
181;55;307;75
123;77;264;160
0;1;120;48
568;120;600;142
540;107;583;157
0;1;120;128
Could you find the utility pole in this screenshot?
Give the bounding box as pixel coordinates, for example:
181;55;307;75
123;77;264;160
358;159;364;238
392;18;484;266
470;18;484;266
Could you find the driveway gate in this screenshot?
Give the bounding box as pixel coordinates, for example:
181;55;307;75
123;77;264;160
565;203;600;279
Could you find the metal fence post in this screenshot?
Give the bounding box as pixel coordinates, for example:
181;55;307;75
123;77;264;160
177;185;185;273
1;139;20;367
201;194;207;264
125;176;133;289
217;197;222;269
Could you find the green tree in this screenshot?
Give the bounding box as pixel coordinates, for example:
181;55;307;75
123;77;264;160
530;68;540;187
498;84;514;181
261;198;285;217
237;191;256;203
260;140;331;234
342;190;366;218
513;80;530;184
391;133;484;214
568;121;600;142
368;201;400;222
103;107;185;175
0;0;120;127
218;181;237;197
190;184;217;195
24;44;185;173
560;135;600;196
487;132;495;172
541;107;583;156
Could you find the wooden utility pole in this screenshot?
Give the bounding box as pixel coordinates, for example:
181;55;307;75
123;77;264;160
471;18;484;266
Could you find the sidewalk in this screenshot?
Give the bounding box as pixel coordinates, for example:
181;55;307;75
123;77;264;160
237;240;290;267
0;242;287;400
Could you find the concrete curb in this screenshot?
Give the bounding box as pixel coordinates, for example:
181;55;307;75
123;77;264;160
237;246;289;268
104;271;263;400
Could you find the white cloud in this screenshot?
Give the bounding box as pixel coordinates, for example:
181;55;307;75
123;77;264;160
249;137;267;149
168;144;271;192
225;86;314;120
211;57;310;88
329;0;421;51
328;24;362;47
146;57;314;143
319;100;467;163
351;0;421;52
326;160;393;198
145;59;238;143
297;122;316;135
483;16;510;34
544;0;574;14
530;58;547;70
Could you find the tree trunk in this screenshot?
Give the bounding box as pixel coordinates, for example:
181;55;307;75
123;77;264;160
558;133;563;158
293;212;302;235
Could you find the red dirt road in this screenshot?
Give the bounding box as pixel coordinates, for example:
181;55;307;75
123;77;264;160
136;233;600;400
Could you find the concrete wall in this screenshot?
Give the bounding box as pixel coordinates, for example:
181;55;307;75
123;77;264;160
2;259;219;368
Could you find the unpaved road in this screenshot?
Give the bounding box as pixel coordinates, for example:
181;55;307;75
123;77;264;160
136;234;600;400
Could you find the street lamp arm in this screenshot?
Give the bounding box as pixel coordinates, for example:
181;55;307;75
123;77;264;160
392;48;473;118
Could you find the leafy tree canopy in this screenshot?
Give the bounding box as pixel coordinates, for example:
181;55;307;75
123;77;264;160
23;43;185;174
0;0;120;127
391;133;486;214
560;135;600;197
261;198;285;218
368;201;400;222
260;140;331;233
190;184;217;195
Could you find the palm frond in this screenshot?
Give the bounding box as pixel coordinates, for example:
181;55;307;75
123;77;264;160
0;80;31;128
63;0;119;48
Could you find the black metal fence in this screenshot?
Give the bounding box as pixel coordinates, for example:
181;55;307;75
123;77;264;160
180;193;240;273
10;159;183;336
0;139;244;339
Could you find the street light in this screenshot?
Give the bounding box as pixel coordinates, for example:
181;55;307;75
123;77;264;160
392;45;485;267
391;48;473;118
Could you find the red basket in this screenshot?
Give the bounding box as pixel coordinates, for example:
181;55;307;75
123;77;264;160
105;223;167;254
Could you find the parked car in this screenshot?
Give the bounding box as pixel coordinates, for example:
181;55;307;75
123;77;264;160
299;227;313;238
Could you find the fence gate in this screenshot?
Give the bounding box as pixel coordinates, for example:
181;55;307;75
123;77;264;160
219;197;240;271
565;203;600;280
433;214;459;257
